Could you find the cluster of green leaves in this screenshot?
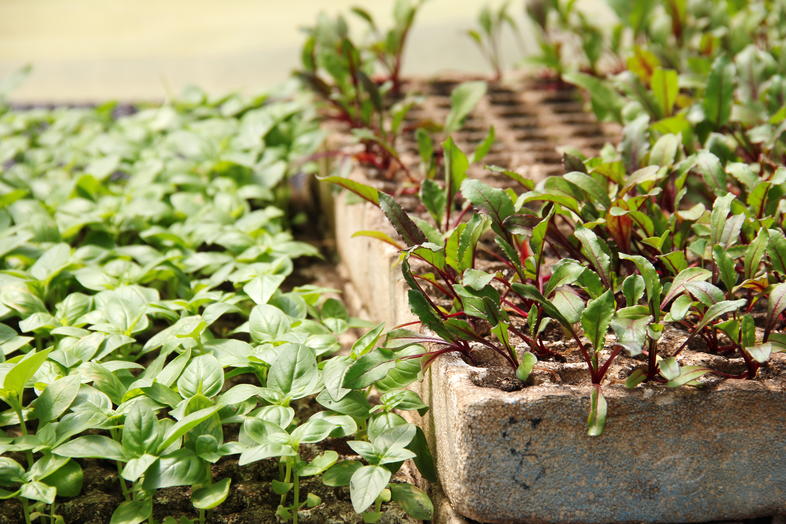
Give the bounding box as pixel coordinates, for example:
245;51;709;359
466;1;525;81
0;85;432;523
524;0;616;77
295;0;428;181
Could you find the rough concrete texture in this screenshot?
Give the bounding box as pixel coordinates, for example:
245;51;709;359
425;351;786;523
329;188;415;330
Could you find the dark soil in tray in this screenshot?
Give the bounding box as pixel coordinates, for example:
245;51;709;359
0;443;415;524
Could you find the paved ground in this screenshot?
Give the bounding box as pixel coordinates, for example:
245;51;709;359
0;0;610;102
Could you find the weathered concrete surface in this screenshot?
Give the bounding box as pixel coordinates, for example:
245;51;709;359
328;186;415;330
425;351;786;523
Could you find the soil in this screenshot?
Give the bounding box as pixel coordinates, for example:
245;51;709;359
0;443;417;524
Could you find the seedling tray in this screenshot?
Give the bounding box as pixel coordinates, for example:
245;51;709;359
322;74;786;524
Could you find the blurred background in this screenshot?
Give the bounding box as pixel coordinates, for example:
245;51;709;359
0;0;610;102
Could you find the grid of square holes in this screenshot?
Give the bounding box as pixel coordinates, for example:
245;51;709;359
398;75;619;187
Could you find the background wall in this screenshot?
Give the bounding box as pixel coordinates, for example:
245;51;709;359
0;0;610;102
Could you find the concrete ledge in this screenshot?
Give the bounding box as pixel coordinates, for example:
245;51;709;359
426;352;786;523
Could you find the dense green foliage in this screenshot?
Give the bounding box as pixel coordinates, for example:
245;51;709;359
0;86;432;523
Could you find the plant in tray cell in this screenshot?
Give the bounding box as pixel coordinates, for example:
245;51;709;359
296;1;428;180
466;1;525;82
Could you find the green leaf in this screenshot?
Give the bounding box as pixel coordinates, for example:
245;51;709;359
767;283;786;333
659;357;680;380
351;230;404;250
406;289;454;342
462;268;495;291
244;274;286;305
563;72;623;121
661;267;712;308
3;348;51;396
697;152;728;197
621;274;645;307
444;137;469;203
544;259;585;296
379;193;427;247
694;300;747;332
177;354;224;399
704;55;735;127
53;435;125;461
445;81;487;134
563;172;610;209
350;465;391;513
684;281;724;306
390;483;434;520
143;449;208;489
461;179;514;234
323;461;362;487
31;375;81;424
574;227;612;286
42;459;83;498
515;351;537;382
110;498;153;524
406;426;436;482
651;68;678;117
158;406;222;453
551;288;585;324
268;343;318;399
586;386;607;437
744;228;768;280
249;304;292;342
419;179;446;225
192;478;231;510
30;243;71;285
581;290;616;351
342;348;397;389
619;253;662;309
351;323;386;359
712;245;737;291
511;284;571;330
649;133;680;167
610;308;651;356
318;175;379;205
625;369;647;389
471;126;496;164
122;403;162;457
769;234;786;274
747;343;772;364
20;480;56;504
291;416;339;444
299;450;339;477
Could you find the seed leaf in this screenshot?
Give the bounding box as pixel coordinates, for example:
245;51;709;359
192;478;231;510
